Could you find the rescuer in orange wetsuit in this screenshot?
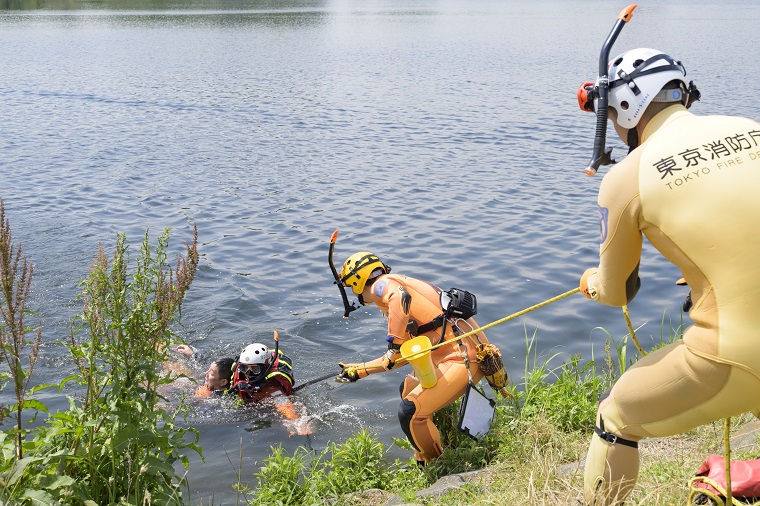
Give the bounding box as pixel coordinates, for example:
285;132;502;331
335;252;488;464
577;47;760;504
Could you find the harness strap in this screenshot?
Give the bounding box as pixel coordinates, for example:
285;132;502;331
415;315;445;335
595;416;639;448
452;324;474;385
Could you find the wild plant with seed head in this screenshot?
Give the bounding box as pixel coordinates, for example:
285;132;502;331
0;197;43;460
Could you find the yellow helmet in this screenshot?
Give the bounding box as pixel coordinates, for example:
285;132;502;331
340;252;389;295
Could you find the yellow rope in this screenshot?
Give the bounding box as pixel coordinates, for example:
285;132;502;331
687;420;737;505
621;305;646;356
688;475;728;505
386;287;581;365
725;417;733;505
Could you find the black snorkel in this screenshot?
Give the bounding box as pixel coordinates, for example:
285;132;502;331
328;230;358;318
584;4;638;176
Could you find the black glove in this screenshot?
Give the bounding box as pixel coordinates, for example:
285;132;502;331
682;292;693;313
337;362;362;383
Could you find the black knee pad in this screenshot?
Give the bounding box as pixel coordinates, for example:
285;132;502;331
399;379;405;398
398;398;420;451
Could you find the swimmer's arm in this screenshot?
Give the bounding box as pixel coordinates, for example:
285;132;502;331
174;344;195;356
270;390;312;436
271;390;298;421
174;344;207;363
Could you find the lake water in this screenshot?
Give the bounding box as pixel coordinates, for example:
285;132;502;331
2;0;759;502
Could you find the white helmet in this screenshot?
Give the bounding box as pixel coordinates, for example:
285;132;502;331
239;343;271;365
607;48;694;129
238;343;272;382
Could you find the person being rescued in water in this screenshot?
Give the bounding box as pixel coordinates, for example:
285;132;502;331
174;337;310;434
333;250;491;465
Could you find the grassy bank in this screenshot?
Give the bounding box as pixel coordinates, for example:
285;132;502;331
242;324;759;506
2;196;755;505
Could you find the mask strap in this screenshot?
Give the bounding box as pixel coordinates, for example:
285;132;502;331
610;54;685;95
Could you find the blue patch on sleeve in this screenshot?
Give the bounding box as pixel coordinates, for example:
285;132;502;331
373;278;387;298
598;205;609;244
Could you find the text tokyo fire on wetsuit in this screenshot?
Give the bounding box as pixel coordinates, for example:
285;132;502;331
582;104;760;502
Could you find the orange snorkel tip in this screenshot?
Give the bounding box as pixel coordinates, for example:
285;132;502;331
618;4;637;22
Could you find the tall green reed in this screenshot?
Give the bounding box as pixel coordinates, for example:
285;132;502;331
0;218;201;505
0;198;44;461
61;226;200;504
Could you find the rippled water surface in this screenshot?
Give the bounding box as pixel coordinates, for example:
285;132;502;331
2;0;760;502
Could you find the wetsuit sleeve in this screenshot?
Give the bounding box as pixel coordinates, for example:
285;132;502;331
592;157;643;306
379;279;412;341
357;354;405;376
355;276;410;376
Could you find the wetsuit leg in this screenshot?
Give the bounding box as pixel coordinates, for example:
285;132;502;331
398;398;419;452
583;338;760;505
401;374;419;398
398;375;423;460
400;359;484;462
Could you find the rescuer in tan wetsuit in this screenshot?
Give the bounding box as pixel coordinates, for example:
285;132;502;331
335;252;487;464
577;47;760;504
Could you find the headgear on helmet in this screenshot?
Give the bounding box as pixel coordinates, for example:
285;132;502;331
340;252;389;295
238;343;271;383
